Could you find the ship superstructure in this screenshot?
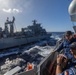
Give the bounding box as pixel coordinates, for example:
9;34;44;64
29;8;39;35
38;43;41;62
0;17;51;50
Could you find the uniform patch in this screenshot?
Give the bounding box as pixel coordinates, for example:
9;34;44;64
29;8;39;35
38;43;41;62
65;71;69;75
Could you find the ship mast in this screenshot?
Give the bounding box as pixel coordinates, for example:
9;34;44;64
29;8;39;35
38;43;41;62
32;20;37;25
4;16;15;36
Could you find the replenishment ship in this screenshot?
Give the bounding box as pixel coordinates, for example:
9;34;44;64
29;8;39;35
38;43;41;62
0;17;51;50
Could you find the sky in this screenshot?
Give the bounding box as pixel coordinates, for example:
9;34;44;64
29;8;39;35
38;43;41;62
0;0;74;32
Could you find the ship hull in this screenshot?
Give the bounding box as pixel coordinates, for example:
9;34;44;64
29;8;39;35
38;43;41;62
0;35;50;50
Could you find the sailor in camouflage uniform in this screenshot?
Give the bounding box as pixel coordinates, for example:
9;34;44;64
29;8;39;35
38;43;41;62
58;67;76;75
56;31;76;59
56;42;76;75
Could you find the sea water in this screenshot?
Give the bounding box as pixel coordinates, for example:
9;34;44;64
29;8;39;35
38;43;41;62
0;32;64;75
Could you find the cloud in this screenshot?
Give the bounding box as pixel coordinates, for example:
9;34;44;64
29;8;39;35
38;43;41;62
0;0;33;14
2;8;22;13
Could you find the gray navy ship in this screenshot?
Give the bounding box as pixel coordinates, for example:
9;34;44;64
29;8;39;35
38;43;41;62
0;17;51;50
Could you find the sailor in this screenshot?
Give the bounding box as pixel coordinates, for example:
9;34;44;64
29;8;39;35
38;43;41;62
55;31;76;59
56;42;76;75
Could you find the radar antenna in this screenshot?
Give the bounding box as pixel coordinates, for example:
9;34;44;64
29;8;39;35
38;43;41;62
32;20;37;25
6;17;9;22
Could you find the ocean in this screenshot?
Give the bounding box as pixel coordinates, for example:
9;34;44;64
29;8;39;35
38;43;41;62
0;32;65;75
51;32;65;40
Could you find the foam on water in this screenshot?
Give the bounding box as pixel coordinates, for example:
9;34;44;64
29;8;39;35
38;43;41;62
0;45;55;75
23;45;54;57
38;46;55;57
0;32;64;74
51;32;64;41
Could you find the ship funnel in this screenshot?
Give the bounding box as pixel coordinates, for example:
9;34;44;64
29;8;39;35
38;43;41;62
68;0;76;22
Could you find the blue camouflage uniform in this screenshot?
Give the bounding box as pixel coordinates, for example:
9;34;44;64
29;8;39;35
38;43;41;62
58;66;76;75
56;37;76;59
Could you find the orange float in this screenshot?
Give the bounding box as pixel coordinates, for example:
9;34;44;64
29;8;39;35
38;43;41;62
26;63;33;71
27;63;33;70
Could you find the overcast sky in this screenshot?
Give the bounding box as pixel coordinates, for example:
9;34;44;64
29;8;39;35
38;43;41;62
0;0;74;32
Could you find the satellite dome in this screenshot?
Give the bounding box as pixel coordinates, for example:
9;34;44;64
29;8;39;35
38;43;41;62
68;0;76;22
